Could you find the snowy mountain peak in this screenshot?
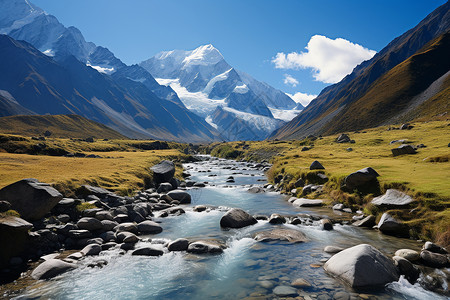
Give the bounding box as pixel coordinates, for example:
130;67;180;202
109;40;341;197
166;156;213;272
0;0;44;33
182;44;223;66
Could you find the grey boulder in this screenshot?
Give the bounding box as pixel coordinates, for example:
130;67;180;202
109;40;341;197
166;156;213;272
392;144;416;156
137;220;163;234
0;178;63;221
377;213;409;237
220;208;257;228
168;238;189;251
292;198;323;207
323;244;399;287
344;167;379;190
167;190;191;204
310;160;325;170
31;259;76;280
371;189;414;206
151;160;175;184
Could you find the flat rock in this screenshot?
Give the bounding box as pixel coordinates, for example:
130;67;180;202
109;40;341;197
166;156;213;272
372;189;414;206
394;249;420;262
352;215;376;228
31;259;76;280
324;244;399;287
220;208;257;228
132;246;164;256
0;178;63;221
273;285;298;297
292;198;323;207
254;228;307;243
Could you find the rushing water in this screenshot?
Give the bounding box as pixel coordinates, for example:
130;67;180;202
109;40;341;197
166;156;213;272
17;156;449;300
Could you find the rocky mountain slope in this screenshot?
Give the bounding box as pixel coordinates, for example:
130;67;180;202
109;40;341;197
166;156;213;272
0;0;219;142
141;44;301;140
270;1;450;140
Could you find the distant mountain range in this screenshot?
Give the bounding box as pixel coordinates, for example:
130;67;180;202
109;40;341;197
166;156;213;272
270;1;450;140
0;0;301;142
141;44;302;140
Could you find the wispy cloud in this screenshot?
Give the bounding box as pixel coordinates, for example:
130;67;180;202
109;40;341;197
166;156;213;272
273;35;376;84
286;92;317;107
283;74;299;87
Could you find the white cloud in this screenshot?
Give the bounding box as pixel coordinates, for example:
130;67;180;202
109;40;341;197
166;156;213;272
286;92;317;107
273;35;376;84
283;74;299;87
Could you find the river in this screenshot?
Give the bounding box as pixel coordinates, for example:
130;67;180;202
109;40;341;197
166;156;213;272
16;156;448;299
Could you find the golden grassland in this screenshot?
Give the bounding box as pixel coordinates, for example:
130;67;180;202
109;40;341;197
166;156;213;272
0;136;188;196
208;121;450;244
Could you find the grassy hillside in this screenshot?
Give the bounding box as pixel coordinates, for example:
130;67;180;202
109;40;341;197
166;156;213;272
0;134;189;196
0;114;127;139
320;32;450;135
206;121;450;245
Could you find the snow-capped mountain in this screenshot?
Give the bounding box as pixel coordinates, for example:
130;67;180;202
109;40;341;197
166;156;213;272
140;44;302;140
0;0;220;142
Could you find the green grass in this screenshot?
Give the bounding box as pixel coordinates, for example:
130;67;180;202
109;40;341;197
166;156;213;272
206;120;450;245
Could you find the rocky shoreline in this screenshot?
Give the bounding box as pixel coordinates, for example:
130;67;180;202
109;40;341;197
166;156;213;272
0;156;449;298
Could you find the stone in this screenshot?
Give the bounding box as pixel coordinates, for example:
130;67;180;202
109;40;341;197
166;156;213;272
292;198;323;207
294;178;305;188
0;178;63;221
81;244;102;256
193;205;207;212
132;246;164;256
377;213;409;237
344;167;379;190
392;144;416;156
324;244;399;287
151;160;175;184
67;252;84;260
248;187;265;193
86;238;104;245
394;249;420;262
99;231;116;242
187;241;224;254
333;292;350;300
157;182;173;193
168;238;189;251
77;185;113;198
113;222;138;234
336;133;351;143
102;242;117;251
258;280;274;289
77;217;103;231
31;259;76;280
95;211;114;221
320;219;333;230
393;256;420;283
372;189;414;206
0;200;11;212
324;246;344;254
333;203;344;211
68;229;92;239
420;250;449;268
137;220;163;234
423;241;448;254
291;278;311;288
346;148;353;152
268;213;286;224
254;228;307;243
82;208;103;218
220;208;257;228
101;220;119;231
167;190;191;204
302;184;322;195
57;214;70;223
310;160;325;170
273;285;298;297
352;215;376;228
116;231;139;244
0;216;33;268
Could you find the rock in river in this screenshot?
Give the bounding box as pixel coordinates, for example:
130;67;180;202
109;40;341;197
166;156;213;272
137;220;163;234
0;178;63;221
31;259;76;280
167;190;191;204
377;213;409;237
220;208;257;228
292;198;323;207
323;244;399;287
254;228;307;243
187;241;224;254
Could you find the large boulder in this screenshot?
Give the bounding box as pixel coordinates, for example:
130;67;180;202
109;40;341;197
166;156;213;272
292;198;323;207
167;190;191;204
336;133;351;143
220;208;257;228
151;160;175;184
254;228;307;243
377;213;409;237
323;244;399;287
372;189;414;207
31;259;76;280
0;178;63;221
137;220;163;234
0;216;33;268
391;144;416;156
344;167;379;190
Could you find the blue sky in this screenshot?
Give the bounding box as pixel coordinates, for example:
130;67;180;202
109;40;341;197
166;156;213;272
33;0;447;105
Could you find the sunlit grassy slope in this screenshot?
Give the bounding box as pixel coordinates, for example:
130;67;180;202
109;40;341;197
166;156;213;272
0;135;188;196
0;114;127;139
207;120;450;243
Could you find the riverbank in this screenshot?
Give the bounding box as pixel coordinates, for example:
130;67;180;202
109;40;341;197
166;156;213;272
203;121;450;246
